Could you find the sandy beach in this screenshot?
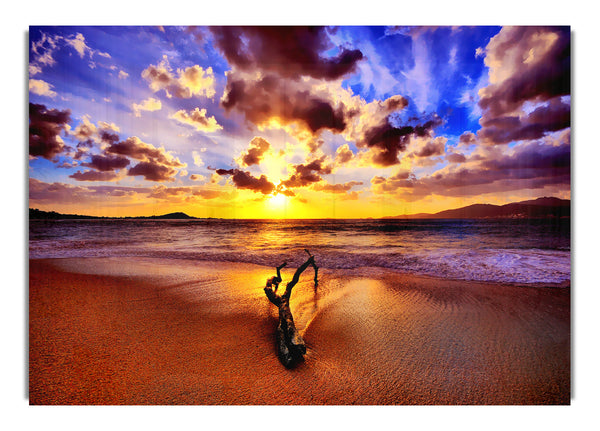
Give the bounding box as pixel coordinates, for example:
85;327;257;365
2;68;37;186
29;257;570;405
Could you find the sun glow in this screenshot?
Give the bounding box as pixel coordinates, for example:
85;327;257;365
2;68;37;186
268;192;287;208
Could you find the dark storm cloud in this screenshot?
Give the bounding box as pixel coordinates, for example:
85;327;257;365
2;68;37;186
221;73;347;134
210;26;364;81
359;115;443;166
29;103;71;160
215;168;276;195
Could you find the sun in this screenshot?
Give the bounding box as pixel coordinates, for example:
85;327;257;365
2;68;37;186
268;192;287;209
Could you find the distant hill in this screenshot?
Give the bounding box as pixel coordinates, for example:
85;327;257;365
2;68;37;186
143;212;195;220
384;197;570;219
29;208;197;220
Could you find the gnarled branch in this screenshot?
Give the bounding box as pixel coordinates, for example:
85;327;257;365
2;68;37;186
264;250;319;367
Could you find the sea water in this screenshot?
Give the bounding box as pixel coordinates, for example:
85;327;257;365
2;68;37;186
29;218;570;285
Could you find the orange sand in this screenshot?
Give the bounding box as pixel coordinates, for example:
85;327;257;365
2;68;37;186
29;257;570;405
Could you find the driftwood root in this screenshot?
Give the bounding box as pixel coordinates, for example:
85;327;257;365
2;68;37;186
264;250;318;368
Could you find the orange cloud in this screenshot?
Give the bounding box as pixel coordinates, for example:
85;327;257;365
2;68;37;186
238;137;271;167
132;97;162;117
170;108;222;132
29;79;57;97
142;56;216;99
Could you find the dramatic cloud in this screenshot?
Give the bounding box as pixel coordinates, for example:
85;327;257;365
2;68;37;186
128;161;179;182
355;113;443;166
142;56;216;99
221;69;425;168
221;71;348;135
281;156;333;188
29;103;71;160
100;136;186;182
210;26;364;81
29;79;56;97
132;97;162;117
171;108;222;132
238;137;271;167
105;136;185;168
371;131;570;200
213;27;432;169
215;168;276;194
28;26;572;217
477;26;570;144
213;25;418;165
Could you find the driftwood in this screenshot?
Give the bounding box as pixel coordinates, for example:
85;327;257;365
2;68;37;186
264;249;319;367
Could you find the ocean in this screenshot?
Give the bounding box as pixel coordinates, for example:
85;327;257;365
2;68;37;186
28;218;571;285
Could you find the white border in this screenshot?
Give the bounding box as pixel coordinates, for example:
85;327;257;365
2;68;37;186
5;1;599;429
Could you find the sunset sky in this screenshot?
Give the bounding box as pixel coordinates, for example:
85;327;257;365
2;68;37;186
28;25;571;218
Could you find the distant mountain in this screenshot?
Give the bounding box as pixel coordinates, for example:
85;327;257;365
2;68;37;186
384;197;570;219
29;208;197;220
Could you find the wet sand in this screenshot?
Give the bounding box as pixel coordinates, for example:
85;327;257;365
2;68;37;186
29;257;570;405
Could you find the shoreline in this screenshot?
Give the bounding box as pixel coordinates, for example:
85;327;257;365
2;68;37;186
29;257;570;405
